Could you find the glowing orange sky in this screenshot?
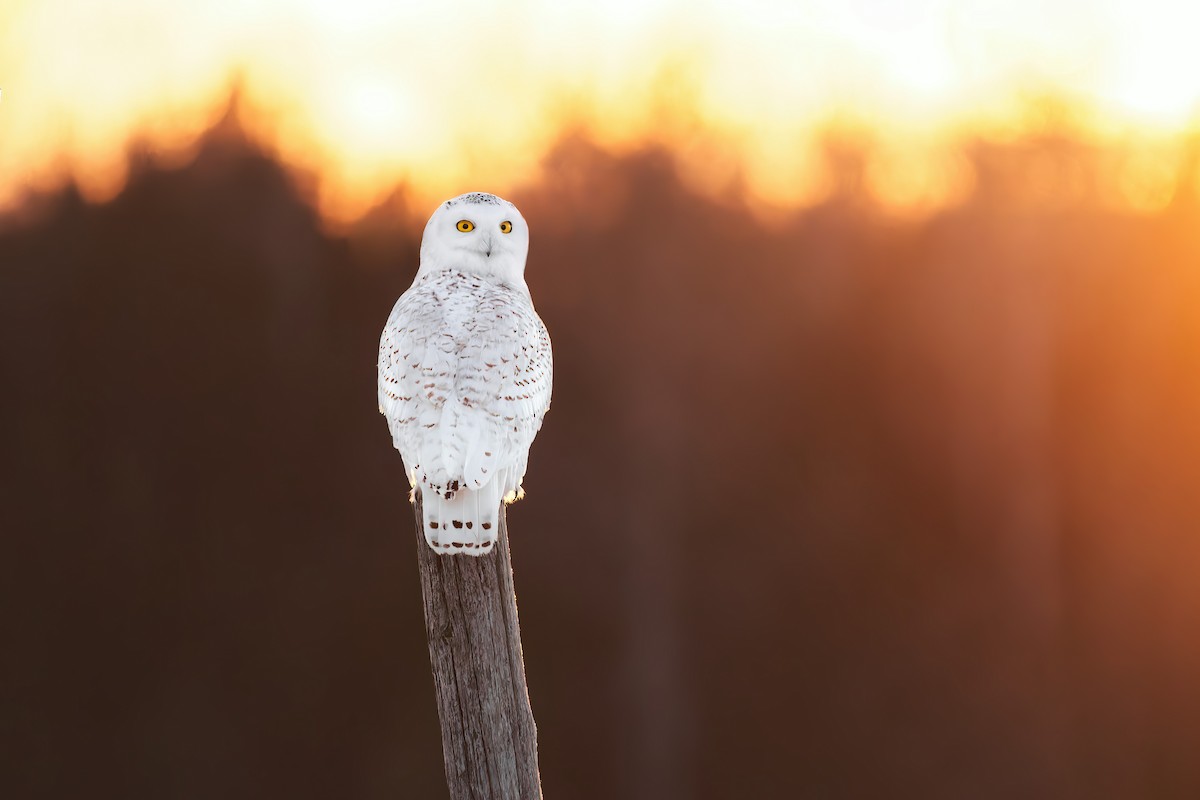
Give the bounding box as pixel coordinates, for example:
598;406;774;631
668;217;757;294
2;0;1199;221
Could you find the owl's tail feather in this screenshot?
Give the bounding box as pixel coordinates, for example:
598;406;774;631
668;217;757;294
420;482;501;556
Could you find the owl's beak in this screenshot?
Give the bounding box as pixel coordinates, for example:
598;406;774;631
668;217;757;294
482;234;493;258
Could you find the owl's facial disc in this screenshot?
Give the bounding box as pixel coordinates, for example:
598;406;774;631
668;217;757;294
454;215;514;260
419;192;530;285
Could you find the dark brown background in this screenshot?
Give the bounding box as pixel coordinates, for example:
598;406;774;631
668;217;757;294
4;112;1200;798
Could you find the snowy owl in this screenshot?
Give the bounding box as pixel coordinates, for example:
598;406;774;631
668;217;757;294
378;192;553;555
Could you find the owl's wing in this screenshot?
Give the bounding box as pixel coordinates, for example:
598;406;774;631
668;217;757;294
455;295;553;497
378;290;445;486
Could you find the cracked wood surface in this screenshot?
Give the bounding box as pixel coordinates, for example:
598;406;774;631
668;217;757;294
413;492;543;800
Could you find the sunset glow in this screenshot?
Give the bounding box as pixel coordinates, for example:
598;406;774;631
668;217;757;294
3;0;1200;221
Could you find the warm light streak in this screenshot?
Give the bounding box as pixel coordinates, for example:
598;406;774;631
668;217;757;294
2;0;1200;222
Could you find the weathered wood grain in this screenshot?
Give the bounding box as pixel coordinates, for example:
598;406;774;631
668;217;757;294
412;492;543;800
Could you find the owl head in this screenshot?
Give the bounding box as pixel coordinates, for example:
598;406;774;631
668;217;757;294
418;192;530;288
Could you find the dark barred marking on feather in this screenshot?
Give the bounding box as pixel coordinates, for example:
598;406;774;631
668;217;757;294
444;192;506;207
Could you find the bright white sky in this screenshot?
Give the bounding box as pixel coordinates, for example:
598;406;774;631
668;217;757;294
1;0;1198;218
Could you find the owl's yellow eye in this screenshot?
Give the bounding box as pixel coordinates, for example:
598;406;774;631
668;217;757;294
499;220;513;234
456;220;475;232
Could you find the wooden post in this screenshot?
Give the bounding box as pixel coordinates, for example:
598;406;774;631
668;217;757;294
412;492;543;800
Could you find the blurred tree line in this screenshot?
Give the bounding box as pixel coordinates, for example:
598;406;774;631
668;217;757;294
3;115;1200;799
